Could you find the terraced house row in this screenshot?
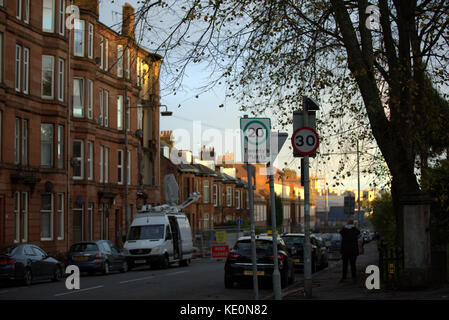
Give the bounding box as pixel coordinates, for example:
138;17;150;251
0;0;163;253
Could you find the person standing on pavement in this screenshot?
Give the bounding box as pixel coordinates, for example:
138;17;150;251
339;218;360;283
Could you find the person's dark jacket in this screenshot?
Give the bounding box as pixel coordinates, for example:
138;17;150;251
339;224;361;256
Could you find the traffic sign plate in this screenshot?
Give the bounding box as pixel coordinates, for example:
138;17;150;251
291;126;319;156
240;118;271;163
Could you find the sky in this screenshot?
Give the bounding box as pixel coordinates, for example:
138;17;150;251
99;0;378;192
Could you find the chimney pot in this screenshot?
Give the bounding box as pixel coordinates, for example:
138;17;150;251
122;3;136;39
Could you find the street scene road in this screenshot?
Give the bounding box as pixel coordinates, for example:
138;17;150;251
0;0;448;305
0;259;310;300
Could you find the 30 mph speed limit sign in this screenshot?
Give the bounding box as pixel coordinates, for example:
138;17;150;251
291;127;319;156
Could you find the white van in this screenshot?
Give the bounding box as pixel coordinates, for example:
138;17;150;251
124;211;193;269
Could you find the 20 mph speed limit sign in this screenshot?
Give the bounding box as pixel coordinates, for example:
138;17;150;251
291;127;319;156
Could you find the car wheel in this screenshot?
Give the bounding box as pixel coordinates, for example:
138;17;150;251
224;274;234;288
102;261;110;275
23;268;32;286
281;268;288;288
52;266;62;282
288;267;295;285
120;261;128;273
312;257;317;273
161;255;169;269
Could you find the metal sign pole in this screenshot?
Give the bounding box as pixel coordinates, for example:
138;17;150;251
303;97;312;298
242;115;259;300
269;169;282;300
247;161;259;300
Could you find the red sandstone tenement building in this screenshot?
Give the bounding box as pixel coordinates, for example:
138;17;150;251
0;0;162;253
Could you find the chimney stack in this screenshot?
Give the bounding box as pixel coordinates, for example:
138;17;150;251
74;0;99;16
122;3;136;39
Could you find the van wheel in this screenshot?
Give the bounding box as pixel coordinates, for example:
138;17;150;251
161;255;169;269
180;259;190;267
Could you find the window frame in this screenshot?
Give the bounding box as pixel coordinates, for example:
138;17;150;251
14;118;20;164
41;123;54;167
23;47;29;94
40;193;54;241
16;0;22;20
57;193;64;240
117;149;123;185
117;45;123;77
72;139;84;179
58;58;65;102
72;77;84;117
41;55;55;99
42;0;55;33
117;95;123;130
57;125;64;169
22;119;28;165
15;45;21;92
58;0;65;36
99;145;103;183
104;147;109;183
74;19;85;57
88;23;94;59
226;187;233;207
23;0;29;24
87;79;93;119
203;180;210;203
87;141;93;181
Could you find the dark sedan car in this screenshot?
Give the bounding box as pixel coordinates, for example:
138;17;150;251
281;233;328;272
0;244;63;286
67;240;128;275
224;235;295;289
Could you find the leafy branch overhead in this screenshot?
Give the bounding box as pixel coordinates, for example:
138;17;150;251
130;1;448;199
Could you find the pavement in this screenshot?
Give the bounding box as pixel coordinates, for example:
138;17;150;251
280;241;449;300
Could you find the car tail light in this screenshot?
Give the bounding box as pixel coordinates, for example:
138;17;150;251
271;254;283;260
95;253;104;260
228;252;240;259
0;259;16;265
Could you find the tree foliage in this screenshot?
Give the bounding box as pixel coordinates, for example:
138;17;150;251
421;159;449;245
130;0;449;244
368;192;396;245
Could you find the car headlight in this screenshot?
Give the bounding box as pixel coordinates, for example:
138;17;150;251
152;246;161;254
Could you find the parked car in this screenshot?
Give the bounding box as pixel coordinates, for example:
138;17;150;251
311;234;329;269
327;233;342;260
224;235;295;289
67;241;128;275
0;244;63;286
281;233;326;272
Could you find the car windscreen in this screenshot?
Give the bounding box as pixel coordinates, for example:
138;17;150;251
127;225;165;240
281;236;305;247
234;240;274;255
70;243;98;252
0;246;19;255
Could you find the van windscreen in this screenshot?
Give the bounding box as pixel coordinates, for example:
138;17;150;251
127;225;165;240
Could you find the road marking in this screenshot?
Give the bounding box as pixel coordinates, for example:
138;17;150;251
165;271;189;276
0;290;9;295
119;276;155;284
54;285;104;297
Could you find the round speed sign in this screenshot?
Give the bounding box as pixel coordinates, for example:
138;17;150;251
291;127;319;156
